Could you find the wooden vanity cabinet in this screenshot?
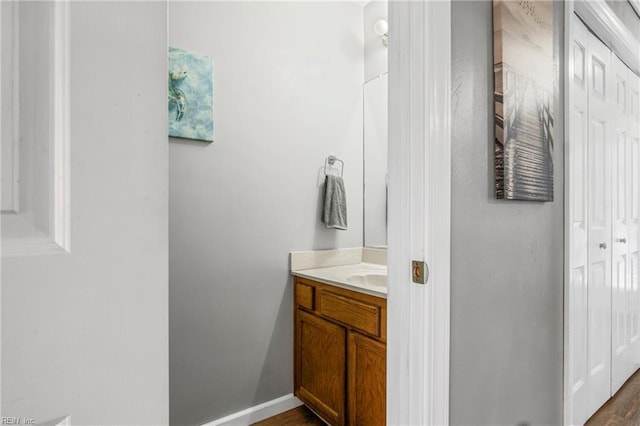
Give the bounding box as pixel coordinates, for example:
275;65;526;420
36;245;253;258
294;276;387;426
296;310;347;425
348;331;386;425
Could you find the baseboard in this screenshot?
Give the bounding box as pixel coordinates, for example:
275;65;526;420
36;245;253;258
202;394;303;426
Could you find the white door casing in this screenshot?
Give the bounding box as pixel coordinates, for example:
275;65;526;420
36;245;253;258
387;1;451;425
0;1;3;418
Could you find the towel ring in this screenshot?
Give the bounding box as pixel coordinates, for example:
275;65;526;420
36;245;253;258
324;155;344;177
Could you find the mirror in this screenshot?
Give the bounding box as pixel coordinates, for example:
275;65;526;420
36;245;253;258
362;1;388;249
363;73;388;248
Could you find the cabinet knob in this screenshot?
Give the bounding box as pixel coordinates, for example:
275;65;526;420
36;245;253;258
617;237;627;244
599;242;608;250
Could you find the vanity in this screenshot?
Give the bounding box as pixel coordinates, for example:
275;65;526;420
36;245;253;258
291;248;387;426
291;15;389;423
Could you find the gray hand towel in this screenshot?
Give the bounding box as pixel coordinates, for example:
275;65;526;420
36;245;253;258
322;175;348;230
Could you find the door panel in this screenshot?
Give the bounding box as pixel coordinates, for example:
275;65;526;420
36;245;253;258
589;260;608;374
586;27;613;416
569;17;590;425
631;254;640;353
627;65;640;373
611;54;631;393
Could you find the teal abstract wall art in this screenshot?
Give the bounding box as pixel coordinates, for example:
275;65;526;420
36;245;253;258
168;46;214;142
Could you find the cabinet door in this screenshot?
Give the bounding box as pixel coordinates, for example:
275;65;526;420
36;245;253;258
348;331;386;426
296;309;346;425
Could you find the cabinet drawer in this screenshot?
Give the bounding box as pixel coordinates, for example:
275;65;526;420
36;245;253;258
319;290;380;337
296;282;315;310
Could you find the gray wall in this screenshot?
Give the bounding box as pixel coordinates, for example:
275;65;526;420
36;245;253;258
450;2;564;425
2;2;169;424
168;3;364;425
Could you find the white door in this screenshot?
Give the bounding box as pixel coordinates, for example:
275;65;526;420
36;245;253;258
611;53;630;393
568;16;590;425
610;53;640;393
569;15;640;425
628;65;640;375
0;2;169;424
585;25;613;417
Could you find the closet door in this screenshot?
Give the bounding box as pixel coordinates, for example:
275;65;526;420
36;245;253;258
586;29;613;416
610;54;640;393
568;16;590;425
569;15;640;425
627;67;640;374
611;54;631;393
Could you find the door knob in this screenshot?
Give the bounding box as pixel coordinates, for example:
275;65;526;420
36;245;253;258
617;237;627;244
599;242;608;250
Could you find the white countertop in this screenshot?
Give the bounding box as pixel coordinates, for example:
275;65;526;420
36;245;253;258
292;262;387;298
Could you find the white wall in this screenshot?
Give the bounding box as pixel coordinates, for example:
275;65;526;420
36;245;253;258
1;2;169;424
168;2;363;424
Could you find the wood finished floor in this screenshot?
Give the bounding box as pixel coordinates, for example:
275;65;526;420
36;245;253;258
252;405;325;426
256;371;640;426
586;369;640;425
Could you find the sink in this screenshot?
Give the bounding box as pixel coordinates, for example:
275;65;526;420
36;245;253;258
346;273;387;288
292;262;388;296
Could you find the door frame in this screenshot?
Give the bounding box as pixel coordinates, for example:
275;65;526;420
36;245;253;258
387;1;451;425
564;1;640;424
0;0;3;418
0;1;453;423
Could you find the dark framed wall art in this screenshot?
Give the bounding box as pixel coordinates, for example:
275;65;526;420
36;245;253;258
494;0;555;201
